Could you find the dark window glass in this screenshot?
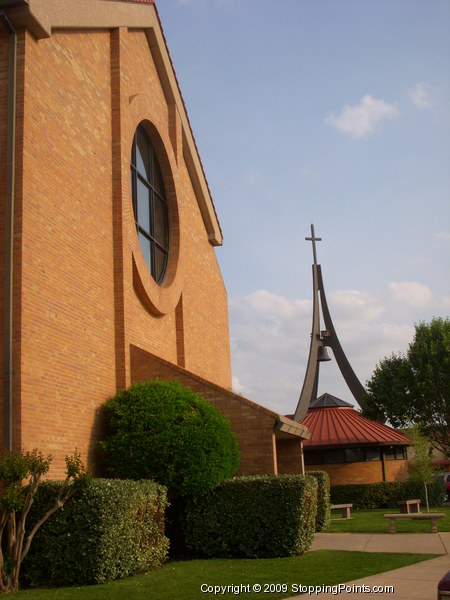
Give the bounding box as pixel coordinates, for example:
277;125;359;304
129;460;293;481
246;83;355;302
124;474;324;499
138;233;151;272
155;247;166;284
304;450;324;465
345;448;365;463
137;179;150;234
365;447;381;461
153;159;164;195
384;446;396;461
131;125;169;284
323;449;346;464
395;446;405;460
153;195;168;247
136;129;150;180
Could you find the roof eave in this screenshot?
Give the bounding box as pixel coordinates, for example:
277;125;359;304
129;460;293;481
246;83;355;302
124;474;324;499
4;0;223;246
275;415;310;440
304;440;410;450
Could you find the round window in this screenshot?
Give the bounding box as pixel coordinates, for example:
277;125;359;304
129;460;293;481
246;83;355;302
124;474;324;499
130;125;169;284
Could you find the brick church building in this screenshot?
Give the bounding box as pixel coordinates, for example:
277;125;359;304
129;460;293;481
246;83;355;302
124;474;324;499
0;0;309;477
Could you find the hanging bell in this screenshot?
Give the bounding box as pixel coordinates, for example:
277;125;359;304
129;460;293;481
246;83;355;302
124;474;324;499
317;344;331;362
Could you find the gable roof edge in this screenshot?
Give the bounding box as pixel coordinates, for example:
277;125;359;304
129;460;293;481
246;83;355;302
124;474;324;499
6;0;223;245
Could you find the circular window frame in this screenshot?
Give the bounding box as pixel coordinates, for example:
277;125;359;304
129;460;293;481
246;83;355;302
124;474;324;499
131;124;169;284
126;109;183;316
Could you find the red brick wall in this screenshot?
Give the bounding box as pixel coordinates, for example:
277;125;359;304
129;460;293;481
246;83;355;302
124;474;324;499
384;459;409;482
0;25;232;476
276;439;304;474
17;29;117;474
0;31;8;446
0;29;232;477
117;29;232;390
306;459;408;486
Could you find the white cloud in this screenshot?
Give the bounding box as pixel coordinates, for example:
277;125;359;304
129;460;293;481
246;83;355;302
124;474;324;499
437;231;450;242
229;289;383;413
325;95;399;138
409;82;436;109
238;289;310;320
328;289;385;322
228;284;442;415
389;281;433;308
231;375;245;395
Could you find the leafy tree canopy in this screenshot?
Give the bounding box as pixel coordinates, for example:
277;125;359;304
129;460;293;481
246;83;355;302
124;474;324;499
100;380;240;497
363;317;449;457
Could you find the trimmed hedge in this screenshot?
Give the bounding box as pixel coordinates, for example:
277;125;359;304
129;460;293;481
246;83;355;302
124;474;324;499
307;470;331;531
100;380;240;497
183;474;318;558
331;478;445;509
21;479;169;587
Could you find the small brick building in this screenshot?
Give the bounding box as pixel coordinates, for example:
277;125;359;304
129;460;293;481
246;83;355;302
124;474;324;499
0;0;308;477
302;394;409;485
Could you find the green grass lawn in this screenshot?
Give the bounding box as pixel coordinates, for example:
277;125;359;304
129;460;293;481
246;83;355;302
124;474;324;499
327;506;450;533
14;551;435;599
12;507;447;598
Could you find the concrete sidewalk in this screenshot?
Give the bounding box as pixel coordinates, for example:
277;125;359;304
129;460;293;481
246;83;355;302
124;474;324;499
287;533;450;600
311;531;450;554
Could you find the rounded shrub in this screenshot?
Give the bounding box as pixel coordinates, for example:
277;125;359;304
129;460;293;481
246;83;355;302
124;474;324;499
99;380;240;497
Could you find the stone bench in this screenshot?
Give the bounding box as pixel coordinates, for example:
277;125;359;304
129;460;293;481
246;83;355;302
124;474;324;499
331;503;353;519
384;513;446;534
397;499;421;514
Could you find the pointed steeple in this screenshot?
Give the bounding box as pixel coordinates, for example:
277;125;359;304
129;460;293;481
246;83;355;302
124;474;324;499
293;225;367;422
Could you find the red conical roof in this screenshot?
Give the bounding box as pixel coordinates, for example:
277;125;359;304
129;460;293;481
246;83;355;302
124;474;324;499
302;396;408;448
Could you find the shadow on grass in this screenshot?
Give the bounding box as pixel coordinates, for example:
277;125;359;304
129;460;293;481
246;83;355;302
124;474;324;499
15;550;436;599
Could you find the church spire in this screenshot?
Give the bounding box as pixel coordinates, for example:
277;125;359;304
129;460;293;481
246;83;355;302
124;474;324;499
305;223;321;266
293;225;367;423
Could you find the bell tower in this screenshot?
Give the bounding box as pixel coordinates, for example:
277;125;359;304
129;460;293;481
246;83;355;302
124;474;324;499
293;225;367;422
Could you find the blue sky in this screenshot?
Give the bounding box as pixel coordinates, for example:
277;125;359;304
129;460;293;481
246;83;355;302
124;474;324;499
156;0;450;415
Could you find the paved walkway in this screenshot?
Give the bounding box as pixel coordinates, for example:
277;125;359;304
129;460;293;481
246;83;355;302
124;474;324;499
288;532;450;600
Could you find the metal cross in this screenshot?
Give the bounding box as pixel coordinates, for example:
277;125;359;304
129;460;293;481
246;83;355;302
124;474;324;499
305;224;321;265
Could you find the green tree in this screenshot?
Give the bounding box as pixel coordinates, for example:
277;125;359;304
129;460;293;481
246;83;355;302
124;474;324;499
364;317;449;457
406;425;436;512
100;380;240;497
0;449;87;593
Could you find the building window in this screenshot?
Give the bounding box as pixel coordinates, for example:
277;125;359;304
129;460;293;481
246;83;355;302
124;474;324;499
384;446;406;461
130;125;169;284
365;447;381;462
304;445;405;466
345;448;365;463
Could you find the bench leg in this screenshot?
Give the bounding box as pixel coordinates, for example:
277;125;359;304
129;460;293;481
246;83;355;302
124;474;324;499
341;508;350;519
389;519;396;534
430;519;437;534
